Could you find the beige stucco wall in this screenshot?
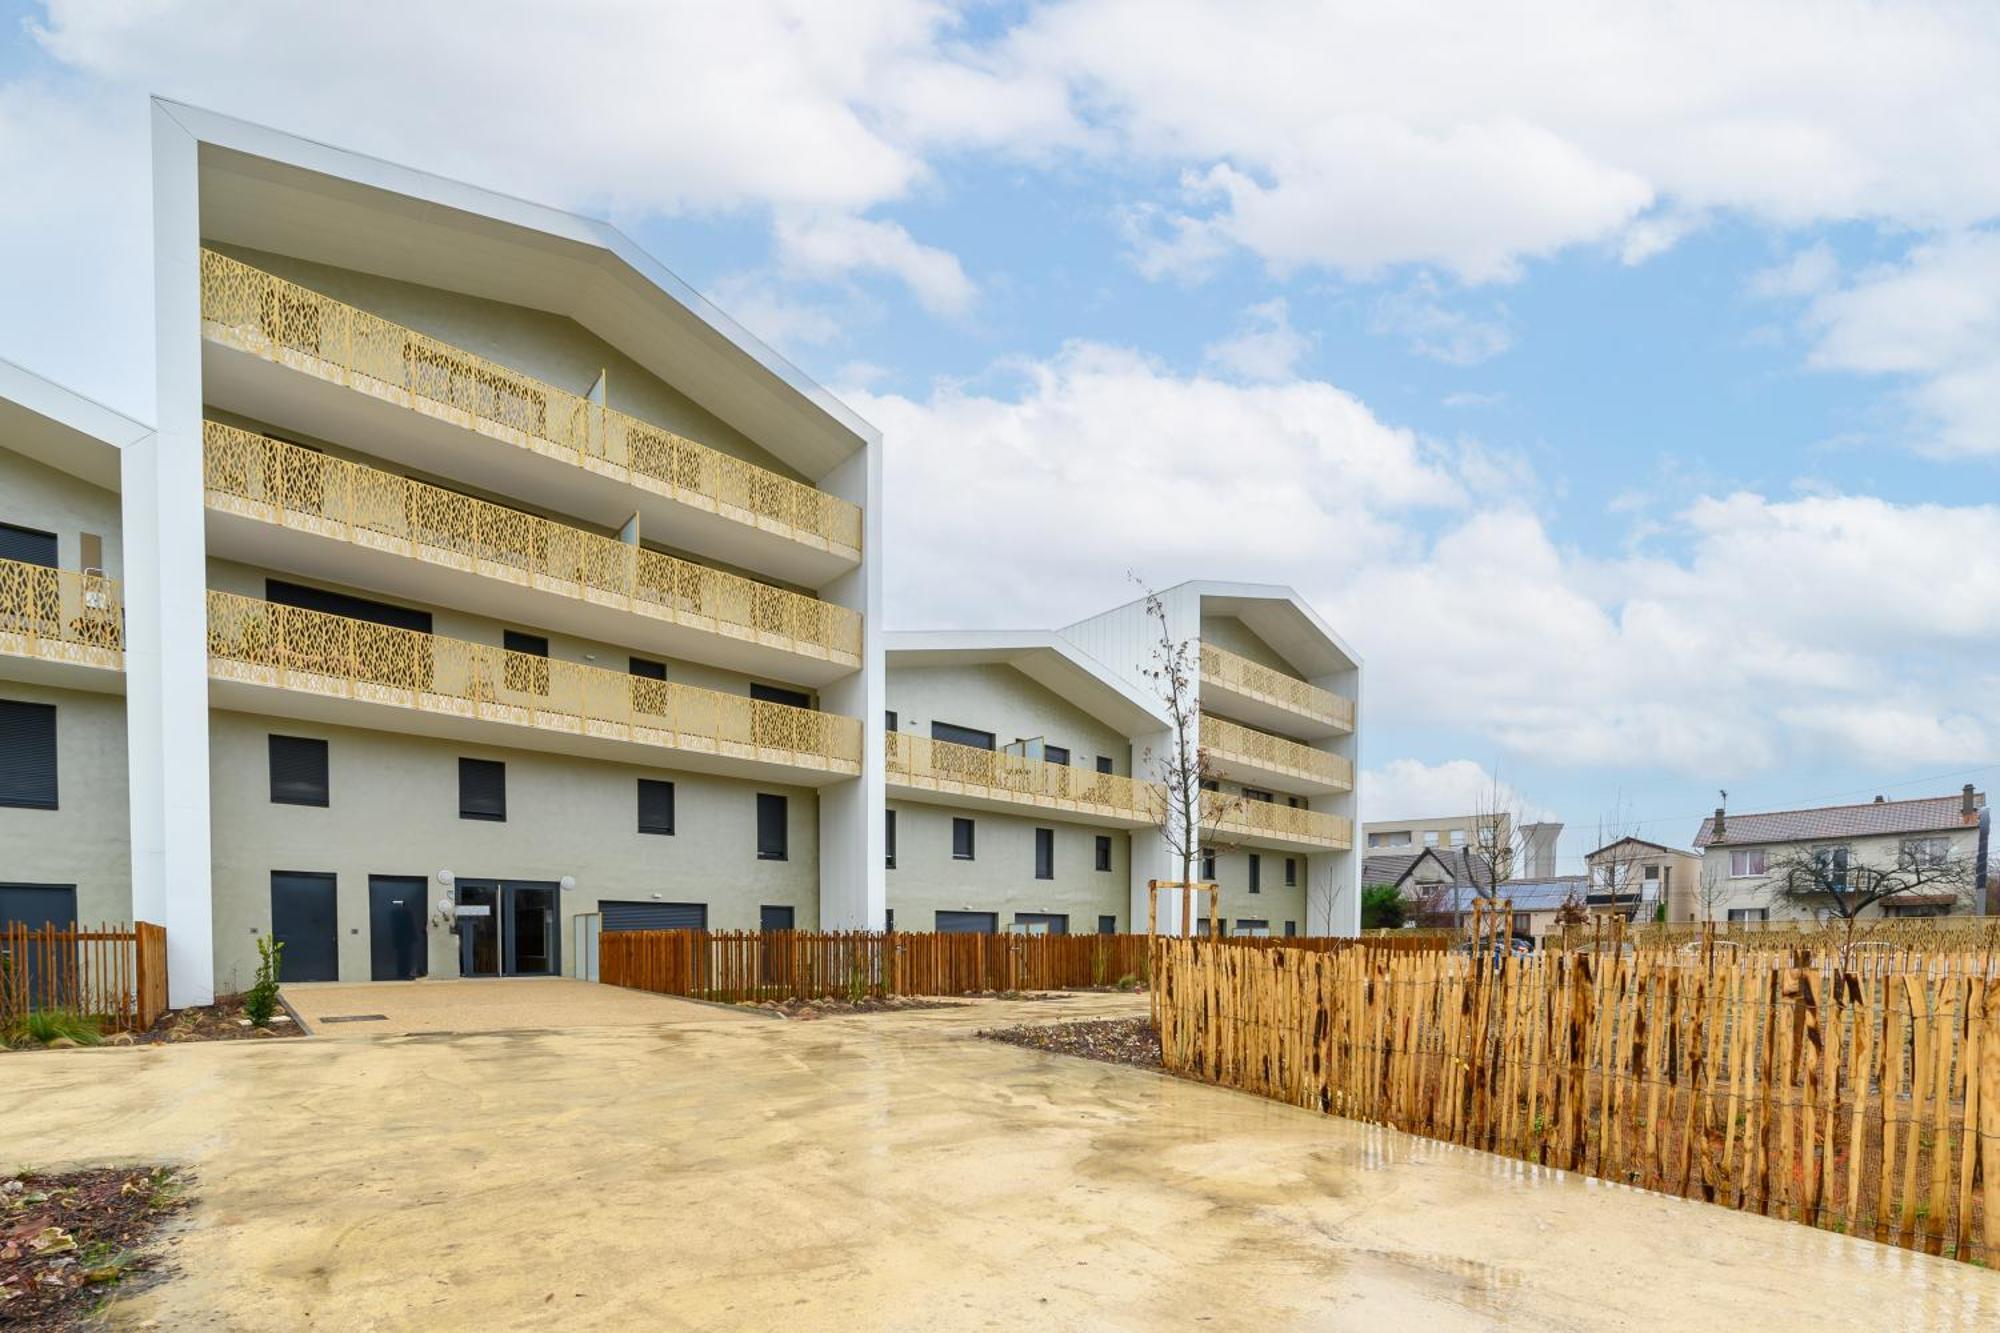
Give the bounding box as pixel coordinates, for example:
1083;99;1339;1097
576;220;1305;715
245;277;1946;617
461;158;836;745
886;802;1129;933
0;681;130;923
1697;826;1983;921
211;244;805;485
887;663;1132;774
206;710;820;990
0;447;123;576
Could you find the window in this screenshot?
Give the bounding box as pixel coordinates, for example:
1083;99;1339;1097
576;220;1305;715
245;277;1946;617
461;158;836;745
1243;788;1273;804
1034;828;1055;879
1199;779;1220;792
628;657;667;680
0;700;59;810
1422;830;1440;847
1729;849;1767;879
952;817;976;860
932;720;995;750
1248;853;1262;894
752;683;813;710
885;710;898;731
0;522;58;568
885;809;897;869
1886;901;1952;919
268;735;329;807
756;793;788;861
885;909;895;933
502;630;549;695
629;658;668;716
1200;847;1216;880
1095;835;1113;872
1044;745;1071;766
1368;831;1412;849
1096;755;1113;774
1284;857;1297;887
1901;837;1951;869
1727;907;1768;923
266;578;432;633
458;758;505;821
1234;919;1270;937
1448;829;1467;848
1812;845;1851;890
1015;912;1068;935
637;779;675;835
1098;915;1117;934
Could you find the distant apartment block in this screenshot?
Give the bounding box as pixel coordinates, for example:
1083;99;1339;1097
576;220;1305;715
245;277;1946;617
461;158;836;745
1364;813;1561;878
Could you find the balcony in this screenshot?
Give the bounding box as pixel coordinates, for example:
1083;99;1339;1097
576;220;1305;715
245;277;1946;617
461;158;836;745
0;557;124;689
1200;714;1353;794
1199;643;1354;739
886;732;1155;828
206;591;862;784
198;250;863;587
203;422;861;686
1207;793;1354;853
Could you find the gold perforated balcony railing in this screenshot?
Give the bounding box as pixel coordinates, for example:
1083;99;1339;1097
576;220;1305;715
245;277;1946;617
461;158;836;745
1199;643;1354;732
206;591;861;775
0;557;123;669
203;422;861;666
198;250;863;560
1200;714;1353;790
1206;793;1354;850
886;732;1154;823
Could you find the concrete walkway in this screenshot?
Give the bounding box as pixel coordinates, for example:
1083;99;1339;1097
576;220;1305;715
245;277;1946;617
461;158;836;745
280;976;739;1036
2;992;1996;1330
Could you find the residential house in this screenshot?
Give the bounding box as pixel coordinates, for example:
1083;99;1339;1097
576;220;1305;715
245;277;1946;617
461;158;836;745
1583;838;1702;923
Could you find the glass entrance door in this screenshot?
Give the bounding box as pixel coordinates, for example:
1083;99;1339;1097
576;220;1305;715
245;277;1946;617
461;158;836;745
457;880;559;977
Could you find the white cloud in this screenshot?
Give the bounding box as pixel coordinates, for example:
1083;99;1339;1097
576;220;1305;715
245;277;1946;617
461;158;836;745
860;344;2000;780
1794;230;2000;456
1749;242;1839;300
1202;298;1310;382
1368;276;1514;366
772;212;977;317
1006;0;2000;279
1361;759;1555;825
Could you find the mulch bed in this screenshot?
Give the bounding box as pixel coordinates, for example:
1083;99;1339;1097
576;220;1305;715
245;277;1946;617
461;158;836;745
751;995;969;1020
0;1166;191;1329
978;1017;1163;1070
131;995;306;1046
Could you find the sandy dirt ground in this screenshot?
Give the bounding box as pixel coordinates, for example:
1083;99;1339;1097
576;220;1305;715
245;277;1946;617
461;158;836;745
3;987;1997;1331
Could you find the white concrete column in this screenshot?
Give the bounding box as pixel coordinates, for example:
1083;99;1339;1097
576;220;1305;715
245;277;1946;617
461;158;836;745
813;436;885;929
126;102;216;1005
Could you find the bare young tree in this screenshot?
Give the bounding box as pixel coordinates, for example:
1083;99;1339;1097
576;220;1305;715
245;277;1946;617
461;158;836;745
1588;800;1651;921
1137;582;1240;936
1459;773;1528;930
1696;858;1733;924
1765;840;1977;958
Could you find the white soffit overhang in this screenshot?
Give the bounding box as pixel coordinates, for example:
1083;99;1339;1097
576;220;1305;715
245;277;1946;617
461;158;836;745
165;99;874;483
885;630;1168;737
1193;581;1361;678
0;358;152;489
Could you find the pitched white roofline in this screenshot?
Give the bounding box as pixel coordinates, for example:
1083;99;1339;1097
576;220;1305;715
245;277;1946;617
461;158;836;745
0;357;155;489
153;97;880;462
885;628;1168;736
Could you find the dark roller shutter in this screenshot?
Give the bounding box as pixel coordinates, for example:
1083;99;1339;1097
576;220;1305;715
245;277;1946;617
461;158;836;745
934;910;997;934
267;578;433;633
600;900;706;931
268;735;329;807
637;779;675;835
0;523;58;568
0;700;58;810
756;793;787;860
458;758;506;821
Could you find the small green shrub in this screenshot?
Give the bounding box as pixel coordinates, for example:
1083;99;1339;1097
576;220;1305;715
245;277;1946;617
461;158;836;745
1114;972;1139;992
6;1007;103;1047
243;936;285;1028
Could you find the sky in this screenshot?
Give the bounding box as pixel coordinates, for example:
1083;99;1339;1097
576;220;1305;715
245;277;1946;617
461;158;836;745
2;0;1997;872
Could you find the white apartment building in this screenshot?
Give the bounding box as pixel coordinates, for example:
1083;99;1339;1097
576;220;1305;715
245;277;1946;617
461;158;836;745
0;103;1362;1006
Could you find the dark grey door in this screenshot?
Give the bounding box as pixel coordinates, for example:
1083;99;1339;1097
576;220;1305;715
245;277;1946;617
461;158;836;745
934;910;997;934
600;900;706;932
0;884;78;1009
368;876;428;981
270;871;339;982
760;905;795;932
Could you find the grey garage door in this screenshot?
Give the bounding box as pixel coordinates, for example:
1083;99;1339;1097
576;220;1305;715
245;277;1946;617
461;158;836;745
601;900;707;931
934;910;998;934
